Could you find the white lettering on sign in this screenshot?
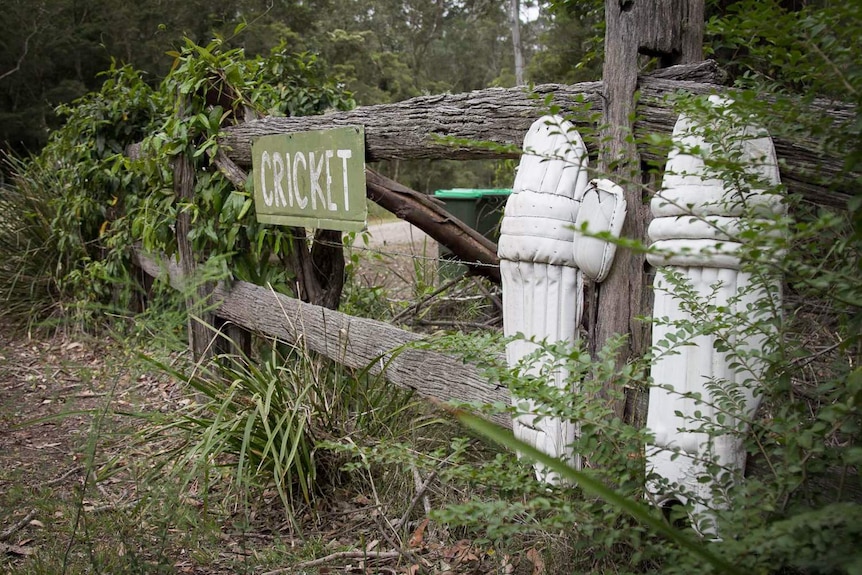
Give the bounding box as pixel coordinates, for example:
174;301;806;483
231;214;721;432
258;149;355;213
308;151;325;210
260;151;274;206
292;151;308;209
273;151;288;208
337;149;352;211
324;149;336;211
253;126;366;232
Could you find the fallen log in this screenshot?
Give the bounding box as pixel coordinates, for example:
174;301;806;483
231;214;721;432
211;153;502;283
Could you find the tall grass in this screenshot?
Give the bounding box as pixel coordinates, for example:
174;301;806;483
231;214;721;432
139;331;423;532
0;155;68;330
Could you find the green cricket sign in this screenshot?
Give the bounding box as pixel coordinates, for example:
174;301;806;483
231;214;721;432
251;126;367;231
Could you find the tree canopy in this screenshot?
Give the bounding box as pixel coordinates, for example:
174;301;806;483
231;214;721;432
0;0;593;158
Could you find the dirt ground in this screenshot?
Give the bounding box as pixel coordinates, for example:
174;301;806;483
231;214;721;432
0;297;507;574
0;332;141;493
0;332;189;571
348;220;440;298
0;223;510;573
0;331;518;574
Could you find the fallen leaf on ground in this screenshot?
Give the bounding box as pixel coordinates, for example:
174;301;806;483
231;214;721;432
526;547;545;575
443;539;471;561
408;518;429;548
1;541;35;556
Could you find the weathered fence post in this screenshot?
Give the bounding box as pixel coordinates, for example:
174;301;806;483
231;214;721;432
593;0;706;419
173;153;217;363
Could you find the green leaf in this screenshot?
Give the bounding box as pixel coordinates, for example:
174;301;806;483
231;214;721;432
452;408;744;575
237;198;253;221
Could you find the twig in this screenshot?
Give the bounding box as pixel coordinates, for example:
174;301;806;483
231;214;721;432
262;550;401;573
471;276;503;313
365;463;425;568
232;531;274;540
0;28;38;82
413;464;432;516
214;148;249;188
790;341;843;368
373;513;425;568
391;276;464;323
116;379;153;398
0;509;37;542
393;468;438;531
96;482;113;501
394;450;460;531
415;319;495;330
43;465;83;487
74;391;108;398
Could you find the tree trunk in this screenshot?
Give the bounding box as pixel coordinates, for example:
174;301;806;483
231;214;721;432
285;227;346;309
509;0;525;85
593;0;706;419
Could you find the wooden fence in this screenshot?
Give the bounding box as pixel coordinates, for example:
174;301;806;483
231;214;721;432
132;250;511;428
129;60;852;432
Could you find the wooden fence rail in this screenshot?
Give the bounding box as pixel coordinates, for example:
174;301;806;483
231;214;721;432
127;59;856;437
219;61;854;208
132;250;512;428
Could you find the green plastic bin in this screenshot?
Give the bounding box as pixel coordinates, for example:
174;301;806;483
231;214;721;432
433;188;512;279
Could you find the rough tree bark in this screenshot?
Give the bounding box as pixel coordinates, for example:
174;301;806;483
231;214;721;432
284;228;346;310
594;0;706;420
173;153;216;362
218;62;854;209
132;249;511;428
220;64;719;166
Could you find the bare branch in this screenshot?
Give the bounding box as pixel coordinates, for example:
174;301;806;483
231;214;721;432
0;28;38;83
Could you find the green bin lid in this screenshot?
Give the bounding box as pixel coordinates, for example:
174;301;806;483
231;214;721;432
433;188;512;199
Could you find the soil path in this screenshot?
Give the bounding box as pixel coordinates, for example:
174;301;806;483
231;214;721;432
348;220;441;298
362;220;436;250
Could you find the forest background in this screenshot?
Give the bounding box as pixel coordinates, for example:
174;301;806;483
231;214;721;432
1;0;861;573
0;0;603;192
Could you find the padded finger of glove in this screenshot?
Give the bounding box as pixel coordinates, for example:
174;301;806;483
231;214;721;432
647;238;742;269
573;178;627;282
652;98;782;219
